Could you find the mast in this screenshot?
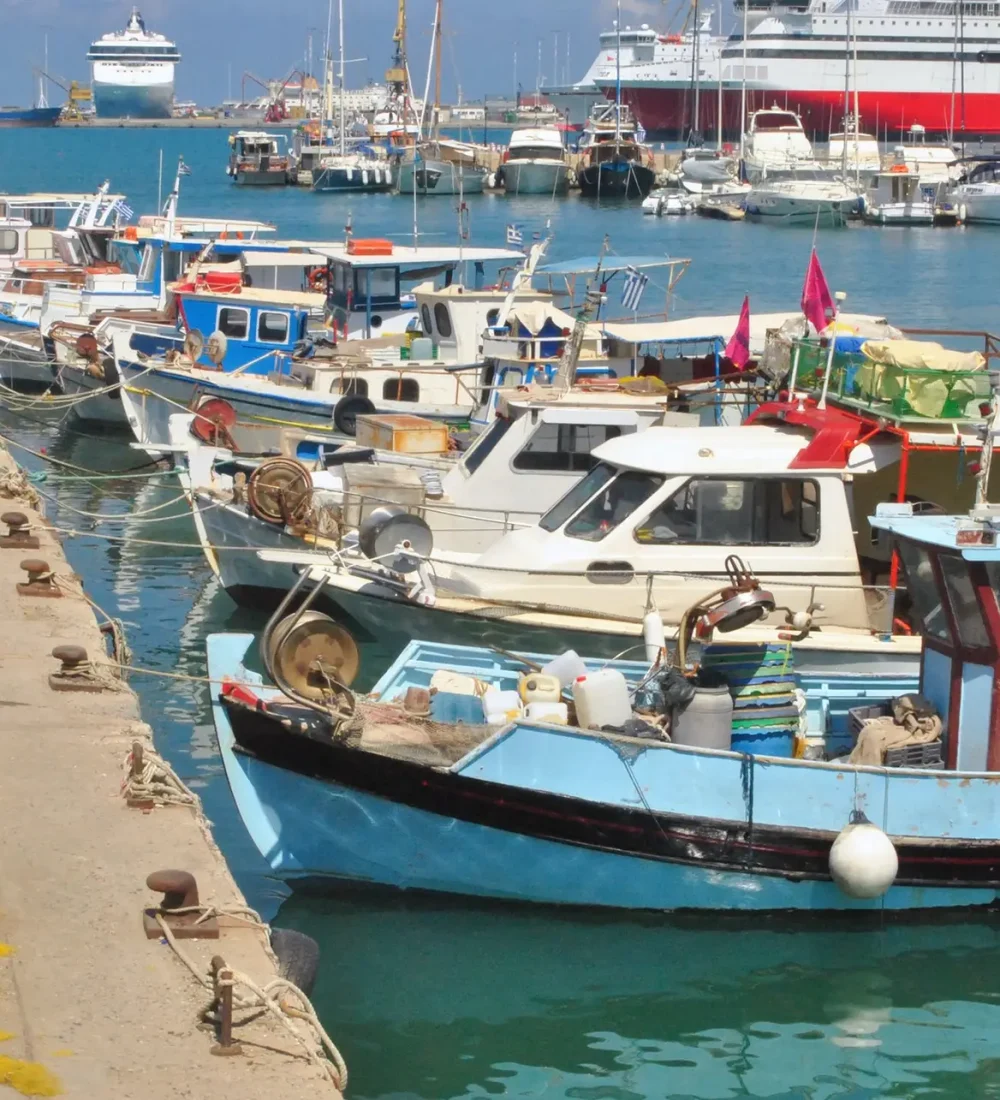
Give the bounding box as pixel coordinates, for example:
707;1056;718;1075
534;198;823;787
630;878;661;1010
615;0;622;142
433;0;443;142
38;33;48;109
842;0;851;176
692;0;701;143
338;0;345;155
738;0;748;159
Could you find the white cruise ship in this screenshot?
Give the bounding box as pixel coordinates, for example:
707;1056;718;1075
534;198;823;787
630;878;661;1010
87;8;180;119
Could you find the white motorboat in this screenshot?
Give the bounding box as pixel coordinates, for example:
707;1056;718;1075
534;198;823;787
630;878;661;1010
863;166;942;226
744;175;862;223
949;158;1000;224
499;128;570;196
641;189;696;216
741;107;824;181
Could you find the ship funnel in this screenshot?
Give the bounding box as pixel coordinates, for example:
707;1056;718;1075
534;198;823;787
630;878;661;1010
127;7;146;32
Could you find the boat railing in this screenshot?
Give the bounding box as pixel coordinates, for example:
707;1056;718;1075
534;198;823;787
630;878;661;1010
787;336;994;423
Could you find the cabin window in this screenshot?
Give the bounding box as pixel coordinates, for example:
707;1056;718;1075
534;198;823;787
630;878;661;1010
137;245;157;283
340;378;369;397
512;424;622;473
382;377;419;401
565;471;665;543
218;307;249;340
355;267;396;301
633;478;820;546
434;303;453;339
332;263;350;296
0;230;17;255
461;415;513;475
486;309;500;327
162;249;184;284
897;541;952;644
257;311;289;344
540;461;619;533
939;553;991;650
421;304;433;336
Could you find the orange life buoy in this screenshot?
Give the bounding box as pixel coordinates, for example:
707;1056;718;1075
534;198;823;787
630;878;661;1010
889;163;908;173
308;267;329;292
893;617;914;635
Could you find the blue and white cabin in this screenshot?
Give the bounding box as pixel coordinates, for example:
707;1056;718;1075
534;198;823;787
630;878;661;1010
311;242;526;341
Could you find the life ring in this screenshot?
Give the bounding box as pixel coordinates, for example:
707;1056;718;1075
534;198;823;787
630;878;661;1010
308;267;329;292
893;617;914;635
889;164;907;173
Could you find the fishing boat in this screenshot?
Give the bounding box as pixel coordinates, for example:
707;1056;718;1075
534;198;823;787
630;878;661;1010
497;128;570;196
576;102;656;200
227;132;290;186
209;470;1000;911
255;328;1000;677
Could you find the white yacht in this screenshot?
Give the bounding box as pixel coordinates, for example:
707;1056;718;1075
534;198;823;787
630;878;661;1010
499;128;570;195
742;107;821;180
87;8;179;120
949;158;1000;224
745;174;862;224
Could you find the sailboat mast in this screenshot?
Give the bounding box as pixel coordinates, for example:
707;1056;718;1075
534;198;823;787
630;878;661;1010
615;0;622;142
692;0;701;141
739;0;748;159
433;0;443;142
338;0;346;155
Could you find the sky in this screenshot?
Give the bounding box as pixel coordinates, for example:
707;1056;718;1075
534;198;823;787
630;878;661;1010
0;0;676;107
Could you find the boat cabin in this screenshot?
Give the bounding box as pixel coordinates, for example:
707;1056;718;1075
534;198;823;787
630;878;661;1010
311;242;526;341
227;132;290;184
871;505;1000;772
864;167;940;224
506;128;567;163
743;107;815;174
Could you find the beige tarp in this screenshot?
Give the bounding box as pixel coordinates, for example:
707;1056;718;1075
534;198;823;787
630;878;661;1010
504;300;581;335
856;339;987;418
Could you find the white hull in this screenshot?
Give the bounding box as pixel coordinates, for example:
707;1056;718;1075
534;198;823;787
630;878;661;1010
502;160;570;196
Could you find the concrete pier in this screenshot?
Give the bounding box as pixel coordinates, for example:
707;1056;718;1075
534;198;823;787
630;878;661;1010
0;447;342;1097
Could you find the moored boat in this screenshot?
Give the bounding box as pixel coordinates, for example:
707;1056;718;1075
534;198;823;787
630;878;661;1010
227;132;290;186
498;128;570;196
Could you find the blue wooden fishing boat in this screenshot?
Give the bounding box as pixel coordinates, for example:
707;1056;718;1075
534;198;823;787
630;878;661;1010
209;497;1000;912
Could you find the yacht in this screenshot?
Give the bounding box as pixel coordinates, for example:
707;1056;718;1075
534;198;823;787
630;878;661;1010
499;128;570;196
744;174;863;223
742;106;821;180
87;8;179;120
949;157;1000;224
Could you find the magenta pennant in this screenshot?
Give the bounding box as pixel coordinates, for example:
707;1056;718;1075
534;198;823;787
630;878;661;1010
801;248;835;334
724;295;751;370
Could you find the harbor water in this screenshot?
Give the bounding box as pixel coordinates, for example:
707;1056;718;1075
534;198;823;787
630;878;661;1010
4;127;1000;1099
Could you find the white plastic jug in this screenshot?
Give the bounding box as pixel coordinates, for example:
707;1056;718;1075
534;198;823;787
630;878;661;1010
540;650;587;689
518;672;562;704
482;687;523;726
572;669;632;730
525;701;569;725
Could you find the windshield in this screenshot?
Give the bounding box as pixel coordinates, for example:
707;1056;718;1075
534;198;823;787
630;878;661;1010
539;462;617;533
461;416;513;476
564;471;665;542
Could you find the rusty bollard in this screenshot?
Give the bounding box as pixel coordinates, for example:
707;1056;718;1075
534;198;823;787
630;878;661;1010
143;869;219;940
16;558;60;598
49;645;104;693
0;512;39;551
125;741;155;811
210;956;243;1057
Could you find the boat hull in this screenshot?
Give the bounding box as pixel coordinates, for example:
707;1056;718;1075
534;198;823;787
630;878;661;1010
501;160;570;196
312;164;395;193
231;169;287;187
397;159;487;195
577;159;655;198
58;366;129;425
0;322;58;392
744;192;861;223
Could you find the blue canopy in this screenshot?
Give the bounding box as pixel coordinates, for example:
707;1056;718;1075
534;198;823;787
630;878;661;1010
536;256;681;276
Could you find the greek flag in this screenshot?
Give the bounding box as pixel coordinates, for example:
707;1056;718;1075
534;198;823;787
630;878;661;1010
113;199;134;221
621;266;649;312
636;123;647;143
505;223;523;246
178;160;193;176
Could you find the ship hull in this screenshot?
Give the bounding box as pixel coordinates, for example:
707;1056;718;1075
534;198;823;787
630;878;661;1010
605;84;1000;140
92;81;173;120
0;107;61;128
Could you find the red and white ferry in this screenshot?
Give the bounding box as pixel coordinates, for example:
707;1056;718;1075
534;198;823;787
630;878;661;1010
596;0;1000;138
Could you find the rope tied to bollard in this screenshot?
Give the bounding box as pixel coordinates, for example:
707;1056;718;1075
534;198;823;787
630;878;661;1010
121;744;198;808
153;912;349;1091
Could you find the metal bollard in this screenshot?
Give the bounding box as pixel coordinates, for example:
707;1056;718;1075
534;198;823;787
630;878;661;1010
0;512;39;551
16;558;60;598
143;869;219;940
49;645;104;693
209;956;243;1057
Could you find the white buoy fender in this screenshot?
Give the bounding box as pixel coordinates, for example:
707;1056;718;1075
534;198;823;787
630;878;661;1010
643;609;666;663
829;819;898;899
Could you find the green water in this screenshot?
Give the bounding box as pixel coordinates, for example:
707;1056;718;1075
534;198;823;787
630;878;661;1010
3;127;1000;1098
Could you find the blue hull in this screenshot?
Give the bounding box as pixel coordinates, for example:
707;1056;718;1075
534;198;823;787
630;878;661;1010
92;82;173;120
0;106;61;128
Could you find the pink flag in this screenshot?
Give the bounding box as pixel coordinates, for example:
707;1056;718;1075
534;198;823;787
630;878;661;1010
724;295;751;370
801;248;835;334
